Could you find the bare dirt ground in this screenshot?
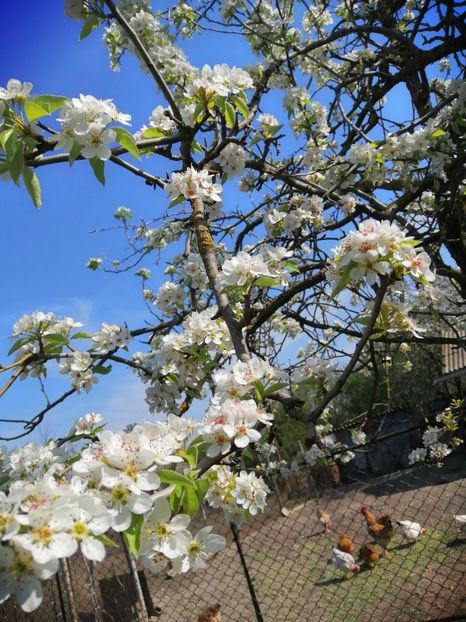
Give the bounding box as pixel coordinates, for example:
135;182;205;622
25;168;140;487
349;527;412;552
145;457;466;622
2;457;465;622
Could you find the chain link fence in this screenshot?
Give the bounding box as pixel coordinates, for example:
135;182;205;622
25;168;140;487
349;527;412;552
2;437;465;622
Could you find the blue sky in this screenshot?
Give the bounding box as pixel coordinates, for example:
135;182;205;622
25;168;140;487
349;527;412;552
0;3;268;447
0;3;419;446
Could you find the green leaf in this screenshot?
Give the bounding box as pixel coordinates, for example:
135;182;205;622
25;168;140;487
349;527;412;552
168;485;184;514
265;124;283;138
97;534;119;548
89;157;105;185
192;100;206;124
33;95;68;114
93;365;112;375
0;475;11;489
22;167;41;208
142;127;165;139
191;140;203;154
195;478;209;504
71;332;92;340
9;142;24;184
8;337;32;356
249;134;264;147
114;127;140;160
169;195;185;208
182;486;200;517
177;446;198;468
263;382;289;396
24;101;49;123
224;101;236;128
331;262;356;297
0;128;15;153
284;260;300;273
43;334;70;347
214;96;226;114
80;14;100;40
68;142;82;166
157;469;197;490
230;94;249;118
123;513;144;558
429;128;446;140
253;276;281;288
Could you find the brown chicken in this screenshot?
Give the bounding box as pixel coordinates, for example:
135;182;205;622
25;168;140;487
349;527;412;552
198;603;221;622
361;507;394;555
316;507;332;534
337;534;354;556
359;543;380;568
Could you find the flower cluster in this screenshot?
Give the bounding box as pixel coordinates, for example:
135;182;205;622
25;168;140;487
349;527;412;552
0;78;33;104
408;424;453;466
134;307;233;413
217;143;248;178
304;444;326;466
92;323;131;353
216;249;289;291
71;412;104;436
205;465;269;522
165;167;222;203
265;194;324;234
330;219;435;290
155;281;186;315
0;410;276;611
52;94;131;160
187;64;253;99
139;498;226;575
148;105;177;133
202;398;273;457
59;351;98;393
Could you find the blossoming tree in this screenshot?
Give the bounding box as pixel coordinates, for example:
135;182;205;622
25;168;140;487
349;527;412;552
0;0;465;611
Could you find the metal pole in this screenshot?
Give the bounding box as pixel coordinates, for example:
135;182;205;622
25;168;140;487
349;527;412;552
230;522;264;622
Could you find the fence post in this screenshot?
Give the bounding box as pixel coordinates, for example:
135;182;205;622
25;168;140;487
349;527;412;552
230;522;264;622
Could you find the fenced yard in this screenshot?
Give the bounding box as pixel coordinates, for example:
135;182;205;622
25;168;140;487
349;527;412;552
3;451;465;622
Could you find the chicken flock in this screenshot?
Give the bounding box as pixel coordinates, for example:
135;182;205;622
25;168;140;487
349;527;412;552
325;505;435;577
197;512;466;618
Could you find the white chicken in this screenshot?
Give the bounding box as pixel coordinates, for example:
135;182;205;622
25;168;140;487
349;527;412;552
454;515;466;533
329;548;360;576
396;520;425;543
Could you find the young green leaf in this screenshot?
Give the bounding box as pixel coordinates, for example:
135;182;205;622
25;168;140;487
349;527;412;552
68;142;82;166
97;534;119;548
182;486;200;516
24;101;49;123
123;513;144;557
114;127;141;160
9;142;24;185
43;334;70;347
168;485;185;514
195;478;210;504
230;94;249;118
33;95;68;114
89;157;105;185
8;336;32;356
253;276;281;288
93;365;112;375
71;332;93;340
157;469;197;490
429;128;446;140
142;127;165;139
80;14;100;40
284;260;301;273
224;101;236;128
331;262;357;297
22;167;41;208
